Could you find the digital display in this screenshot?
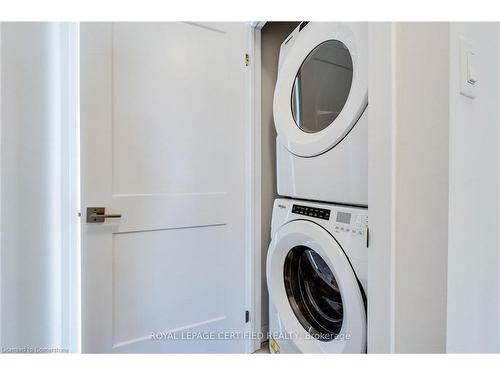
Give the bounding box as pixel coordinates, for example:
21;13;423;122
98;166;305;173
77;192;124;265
336;212;351;224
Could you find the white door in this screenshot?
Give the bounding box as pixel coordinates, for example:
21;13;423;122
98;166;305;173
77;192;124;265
80;22;250;353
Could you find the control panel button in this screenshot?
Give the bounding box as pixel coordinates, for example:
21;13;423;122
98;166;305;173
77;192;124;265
292;204;331;221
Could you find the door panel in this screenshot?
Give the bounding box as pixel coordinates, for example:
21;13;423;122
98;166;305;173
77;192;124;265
112;23;233;195
112;225;235;349
80;22;249;353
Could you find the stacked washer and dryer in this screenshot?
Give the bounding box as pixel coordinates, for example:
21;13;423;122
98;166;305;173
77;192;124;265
266;22;369;353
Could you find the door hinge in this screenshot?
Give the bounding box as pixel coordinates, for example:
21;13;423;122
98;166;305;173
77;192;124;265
245;310;250;323
245;53;250;66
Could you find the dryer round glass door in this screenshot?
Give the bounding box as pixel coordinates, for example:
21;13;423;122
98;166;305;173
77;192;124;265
273;22;367;157
291;40;353;134
284;245;343;341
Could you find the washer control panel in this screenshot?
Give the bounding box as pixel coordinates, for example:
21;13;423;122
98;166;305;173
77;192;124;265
333;211;368;237
292;204;330;220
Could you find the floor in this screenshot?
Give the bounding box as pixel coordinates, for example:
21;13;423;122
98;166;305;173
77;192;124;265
254;341;270;354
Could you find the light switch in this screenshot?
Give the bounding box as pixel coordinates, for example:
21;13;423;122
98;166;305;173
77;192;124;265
460;37;477;99
467;52;477;85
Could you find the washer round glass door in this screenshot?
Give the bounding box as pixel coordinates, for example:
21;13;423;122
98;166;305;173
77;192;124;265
284;245;343;341
266;219;366;353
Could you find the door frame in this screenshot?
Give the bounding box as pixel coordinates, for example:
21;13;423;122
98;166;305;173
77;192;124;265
0;22;3;350
0;22;81;353
246;21;264;353
64;22;81;354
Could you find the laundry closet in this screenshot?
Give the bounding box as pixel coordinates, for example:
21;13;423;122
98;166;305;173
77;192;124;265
257;22;368;353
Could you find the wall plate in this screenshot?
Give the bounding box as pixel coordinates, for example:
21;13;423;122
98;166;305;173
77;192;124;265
459;37;477;99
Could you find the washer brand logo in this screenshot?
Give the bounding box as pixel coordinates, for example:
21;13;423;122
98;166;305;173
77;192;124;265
278;204;287;209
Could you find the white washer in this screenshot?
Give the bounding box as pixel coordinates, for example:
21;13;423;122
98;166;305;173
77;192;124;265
267;198;367;353
274;22;368;206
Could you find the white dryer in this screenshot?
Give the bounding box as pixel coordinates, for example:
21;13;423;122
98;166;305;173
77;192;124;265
267;198;367;353
274;22;368;206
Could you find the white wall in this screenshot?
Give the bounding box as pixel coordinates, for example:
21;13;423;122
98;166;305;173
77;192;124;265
446;23;500;353
0;22;77;352
370;22;500;353
367;22;396;353
369;23;450;353
393;23;450;353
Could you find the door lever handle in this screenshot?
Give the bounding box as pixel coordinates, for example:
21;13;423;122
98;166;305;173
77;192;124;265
86;207;122;223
